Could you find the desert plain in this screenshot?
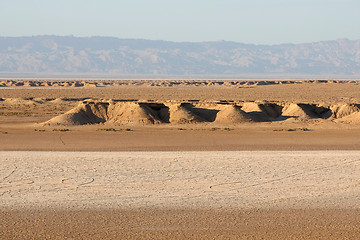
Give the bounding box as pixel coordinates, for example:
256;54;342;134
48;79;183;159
1;79;360;239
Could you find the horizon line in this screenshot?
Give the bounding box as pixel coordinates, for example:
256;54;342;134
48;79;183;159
0;35;358;46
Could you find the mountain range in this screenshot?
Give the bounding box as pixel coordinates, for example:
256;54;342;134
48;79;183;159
0;36;359;76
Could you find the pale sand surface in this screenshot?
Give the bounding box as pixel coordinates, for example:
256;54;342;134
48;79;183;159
1;151;360;239
1;151;359;209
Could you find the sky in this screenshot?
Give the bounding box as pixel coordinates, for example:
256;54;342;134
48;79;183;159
0;0;359;44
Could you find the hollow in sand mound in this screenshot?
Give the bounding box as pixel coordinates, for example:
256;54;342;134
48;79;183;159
240;102;270;121
214;105;251;123
169;103;206;124
241;102;263;113
107;102;162;125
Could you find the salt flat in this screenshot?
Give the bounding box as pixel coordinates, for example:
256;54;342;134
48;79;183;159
1;151;359;209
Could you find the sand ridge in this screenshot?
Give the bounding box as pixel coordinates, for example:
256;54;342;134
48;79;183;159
1;79;357;88
40;99;360;126
2;80;360;104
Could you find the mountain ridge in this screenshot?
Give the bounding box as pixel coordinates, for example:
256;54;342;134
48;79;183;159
1;36;359;75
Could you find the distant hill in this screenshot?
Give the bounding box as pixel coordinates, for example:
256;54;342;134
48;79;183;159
0;36;359;76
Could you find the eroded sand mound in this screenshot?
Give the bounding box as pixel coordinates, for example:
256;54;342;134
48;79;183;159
214;105;251;124
4;98;36;105
43;101;164;126
41;100;360;126
43;102;108;126
241;102;276;121
50;98;67;104
282;103;318;119
107;102;162;125
241;102;263;113
331;103;360;119
169;103;206;124
335;112;360;123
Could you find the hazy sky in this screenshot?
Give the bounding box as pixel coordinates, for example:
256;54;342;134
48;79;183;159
0;0;359;44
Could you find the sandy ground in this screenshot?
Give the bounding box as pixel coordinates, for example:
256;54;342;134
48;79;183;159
2;80;360;238
1;151;360;239
1;80;360;151
1;80;360;103
2;125;360;151
2;209;360;239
